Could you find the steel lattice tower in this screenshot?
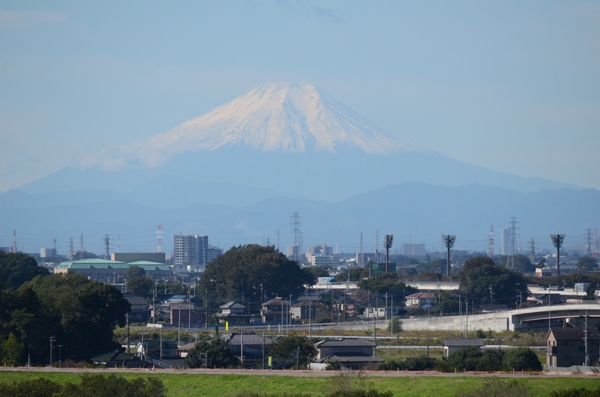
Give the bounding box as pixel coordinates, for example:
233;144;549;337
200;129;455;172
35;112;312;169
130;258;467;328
488;225;494;258
586;229;593;257
529;238;536;264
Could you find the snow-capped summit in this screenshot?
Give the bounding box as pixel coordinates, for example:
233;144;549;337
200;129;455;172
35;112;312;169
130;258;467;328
88;83;426;169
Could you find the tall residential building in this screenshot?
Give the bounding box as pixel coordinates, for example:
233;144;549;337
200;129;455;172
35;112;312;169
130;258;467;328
402;243;426;256
500;228;511;256
206;246;223;264
174;235;208;271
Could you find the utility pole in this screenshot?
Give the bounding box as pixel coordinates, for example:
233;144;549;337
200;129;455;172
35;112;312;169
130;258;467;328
126;312;130;353
443;235;457;278
465;295;468;338
49;336;56;366
550;234;566;276
205;288;208;329
584;310;589;366
57;345;63;368
489;285;493;305
384;235;393;273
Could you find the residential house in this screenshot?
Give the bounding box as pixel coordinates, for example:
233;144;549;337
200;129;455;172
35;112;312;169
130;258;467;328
261;298;291;324
90;350;151;368
222;333;273;367
546;327;600;367
124;293;151;323
362;305;400;320
443;338;484;358
315;338;383;370
290;300;318;321
218;301;254;324
405;293;434;307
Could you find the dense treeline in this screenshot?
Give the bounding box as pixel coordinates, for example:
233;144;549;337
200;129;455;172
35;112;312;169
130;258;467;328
0;251;130;365
199;245;313;309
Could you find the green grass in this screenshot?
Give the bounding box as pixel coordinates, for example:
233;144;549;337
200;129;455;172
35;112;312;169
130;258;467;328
1;372;599;397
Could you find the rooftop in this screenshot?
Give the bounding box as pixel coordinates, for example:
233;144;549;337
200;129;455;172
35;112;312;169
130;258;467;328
57;259;170;271
315;338;376;348
547;328;600;341
443;338;484;347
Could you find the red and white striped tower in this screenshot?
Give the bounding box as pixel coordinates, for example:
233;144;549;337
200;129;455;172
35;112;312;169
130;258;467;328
156;225;163;253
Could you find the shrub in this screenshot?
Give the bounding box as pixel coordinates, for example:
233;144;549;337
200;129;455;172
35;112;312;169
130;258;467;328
377;357;436;371
455;378;529;397
549;386;600;397
502;347;542;371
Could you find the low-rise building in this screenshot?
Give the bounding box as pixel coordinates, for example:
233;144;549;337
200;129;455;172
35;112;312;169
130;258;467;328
315;338;383;370
55;258;172;281
546;327;600;367
405;293;434;307
261;298;290;324
218;301;254;324
443;338;484;358
290;300;318;321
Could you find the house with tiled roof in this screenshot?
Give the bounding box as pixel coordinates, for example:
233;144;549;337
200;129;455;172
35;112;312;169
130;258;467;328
315;338;383;370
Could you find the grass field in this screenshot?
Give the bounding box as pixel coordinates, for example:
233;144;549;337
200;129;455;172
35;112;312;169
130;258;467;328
1;372;598;397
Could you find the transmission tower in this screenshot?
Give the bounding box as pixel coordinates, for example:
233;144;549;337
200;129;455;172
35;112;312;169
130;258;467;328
529;238;536;264
508;217;519;270
586;229;593;257
290;213;302;260
488;225;494;258
594;229;599;259
375;230;379;261
80;233;84;260
156;225;163;253
266;237;271;246
69;237;74;257
276;230;280;251
103;235;110;260
12;230;17;253
550;234;566;276
117;235;121;253
360;232;363;254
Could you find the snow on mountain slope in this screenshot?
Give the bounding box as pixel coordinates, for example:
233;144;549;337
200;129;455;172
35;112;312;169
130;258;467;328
84;83;427;169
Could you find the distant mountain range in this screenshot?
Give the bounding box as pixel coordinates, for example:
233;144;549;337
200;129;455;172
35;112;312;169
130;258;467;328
1;182;598;254
2;83;595;253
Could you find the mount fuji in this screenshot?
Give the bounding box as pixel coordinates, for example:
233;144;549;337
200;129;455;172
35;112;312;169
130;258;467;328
19;82;578;203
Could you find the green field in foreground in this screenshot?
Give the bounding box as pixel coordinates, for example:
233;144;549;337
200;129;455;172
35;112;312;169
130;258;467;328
1;372;599;397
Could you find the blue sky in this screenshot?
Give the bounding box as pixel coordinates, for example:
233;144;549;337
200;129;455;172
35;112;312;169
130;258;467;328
1;0;599;192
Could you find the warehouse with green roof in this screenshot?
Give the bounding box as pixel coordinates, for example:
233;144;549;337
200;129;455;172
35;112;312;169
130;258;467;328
55;258;172;281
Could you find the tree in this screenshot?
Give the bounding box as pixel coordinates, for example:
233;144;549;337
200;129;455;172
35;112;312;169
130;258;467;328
1;333;23;366
502;347;542;371
0;252;49;290
576;257;598;273
199;245;313;306
460;259;529;307
495;255;535;273
18;273;130;364
357;272;409;295
127;276;155;297
269;335;317;368
432;291;459;315
303;266;331;284
184;335;239;369
416;259;447;274
334;267;369;282
126;265;146;280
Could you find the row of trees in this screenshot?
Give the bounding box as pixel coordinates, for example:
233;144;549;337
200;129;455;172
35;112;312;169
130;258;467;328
0;251;131;365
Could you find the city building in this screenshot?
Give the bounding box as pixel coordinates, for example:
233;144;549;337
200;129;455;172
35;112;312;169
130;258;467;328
206;245;223;264
355;252;381;267
173;235;209;271
311;254;339;267
40;248;57;258
402;243;425;256
55;258;171;281
112;252;166;263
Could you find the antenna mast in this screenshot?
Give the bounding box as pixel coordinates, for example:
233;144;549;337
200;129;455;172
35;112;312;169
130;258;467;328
103;235;110;260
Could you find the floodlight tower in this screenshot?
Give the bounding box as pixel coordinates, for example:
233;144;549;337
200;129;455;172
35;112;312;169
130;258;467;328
384;235;394;272
550;234;566;276
443;235;457;278
156;225;164;253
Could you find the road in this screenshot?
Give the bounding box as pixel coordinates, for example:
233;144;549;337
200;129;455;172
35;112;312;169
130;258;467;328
0;367;598;378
